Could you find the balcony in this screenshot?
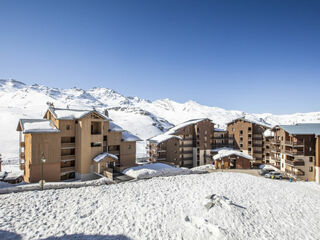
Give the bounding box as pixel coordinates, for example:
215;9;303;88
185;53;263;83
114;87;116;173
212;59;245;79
61;166;76;174
285;159;305;166
253;136;263;140
285;141;304;147
61;142;75;149
270;140;280;145
61;155;76;161
181;144;193;148
285;168;305;176
20;142;25;148
182;150;193;154
285;150;304;156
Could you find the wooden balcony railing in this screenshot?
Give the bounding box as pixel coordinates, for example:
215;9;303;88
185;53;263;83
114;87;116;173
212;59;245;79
61;142;75;149
61;155;76;161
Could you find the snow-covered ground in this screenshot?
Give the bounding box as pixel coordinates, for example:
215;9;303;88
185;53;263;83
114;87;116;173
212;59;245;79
0;172;319;240
123;163;192;179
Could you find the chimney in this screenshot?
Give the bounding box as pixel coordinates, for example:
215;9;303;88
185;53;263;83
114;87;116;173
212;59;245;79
104;109;109;117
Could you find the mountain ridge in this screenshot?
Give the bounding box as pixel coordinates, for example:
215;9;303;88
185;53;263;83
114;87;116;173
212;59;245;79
1;79;320;159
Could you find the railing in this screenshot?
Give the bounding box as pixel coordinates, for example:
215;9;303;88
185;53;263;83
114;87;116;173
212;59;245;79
182;150;193;154
61;155;76;161
285;159;305;166
270;140;280;145
180;144;193;148
285;150;304;156
285;141;304;146
60;166;75;174
61;142;75;149
285;168;305;176
20;142;25;148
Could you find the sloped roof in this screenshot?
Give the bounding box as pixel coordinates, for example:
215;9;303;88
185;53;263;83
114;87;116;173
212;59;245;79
227;116;271;128
121;131;142;142
275;123;320;136
109;121;124;132
93;152;118;163
18;119;60;133
212;148;253;161
166;118;212;135
47;107;110;120
149;134;182;144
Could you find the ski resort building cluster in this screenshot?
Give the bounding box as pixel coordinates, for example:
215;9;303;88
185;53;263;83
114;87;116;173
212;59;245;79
15;106;320;184
148;117;320;183
17;106;141;183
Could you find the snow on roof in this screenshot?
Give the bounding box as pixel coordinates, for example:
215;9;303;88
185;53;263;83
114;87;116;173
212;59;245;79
19;119;60;133
93;152;118;163
214;128;226;132
149;134;182;144
122;131;142;142
49;107;110;120
166;118;211;135
263;129;274;138
109;121;124;132
276;123;320;136
212;148;253;161
227;116;271;128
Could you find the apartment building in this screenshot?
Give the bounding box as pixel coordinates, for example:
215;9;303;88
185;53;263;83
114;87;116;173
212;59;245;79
149;118;215;168
263;129;274;164
212;128;234;149
316;135;320;184
17;106;141;183
148;135;182;166
268;123;320;181
227;117;270;166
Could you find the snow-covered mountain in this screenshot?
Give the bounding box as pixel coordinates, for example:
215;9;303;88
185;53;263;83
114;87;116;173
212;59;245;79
1;79;320;159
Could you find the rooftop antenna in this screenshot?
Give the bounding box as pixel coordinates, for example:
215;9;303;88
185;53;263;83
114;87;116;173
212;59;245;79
46;101;54;109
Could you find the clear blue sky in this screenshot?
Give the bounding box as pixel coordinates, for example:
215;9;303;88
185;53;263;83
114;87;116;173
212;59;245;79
1;0;319;114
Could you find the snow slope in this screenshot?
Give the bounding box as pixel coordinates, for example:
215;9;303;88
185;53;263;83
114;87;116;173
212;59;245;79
0;172;319;240
1;79;320;160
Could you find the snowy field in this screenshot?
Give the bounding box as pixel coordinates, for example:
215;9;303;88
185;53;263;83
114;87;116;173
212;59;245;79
0;172;319;240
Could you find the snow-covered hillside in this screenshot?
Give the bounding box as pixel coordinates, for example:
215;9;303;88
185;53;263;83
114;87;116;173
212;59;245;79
0;172;319;239
1;79;320;159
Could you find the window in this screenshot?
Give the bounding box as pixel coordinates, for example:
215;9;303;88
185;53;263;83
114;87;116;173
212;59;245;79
248;148;251;151
91;142;102;147
309;166;313;172
240;144;243;148
103;136;107;141
240;130;243;135
309;157;313;162
66;125;70;130
75;120;78;124
248;127;252;131
240;137;243;141
248;134;251;138
248;141;252;145
128;145;131;149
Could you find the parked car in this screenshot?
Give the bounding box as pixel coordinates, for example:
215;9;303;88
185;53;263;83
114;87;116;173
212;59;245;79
259;169;275;176
265;171;283;179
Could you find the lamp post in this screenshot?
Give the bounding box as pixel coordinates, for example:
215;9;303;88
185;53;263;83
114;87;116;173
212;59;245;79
40;152;46;190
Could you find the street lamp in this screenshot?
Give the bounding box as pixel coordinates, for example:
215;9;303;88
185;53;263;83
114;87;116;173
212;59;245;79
40;152;46;190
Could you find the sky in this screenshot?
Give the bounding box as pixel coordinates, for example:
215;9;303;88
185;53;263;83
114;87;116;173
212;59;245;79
0;0;319;114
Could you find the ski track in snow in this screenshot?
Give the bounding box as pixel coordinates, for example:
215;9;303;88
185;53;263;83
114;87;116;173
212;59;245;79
0;172;320;240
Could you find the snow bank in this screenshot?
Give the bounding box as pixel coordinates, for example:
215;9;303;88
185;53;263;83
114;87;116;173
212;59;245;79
0;173;319;240
191;164;216;172
122;163;191;179
0;177;112;194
